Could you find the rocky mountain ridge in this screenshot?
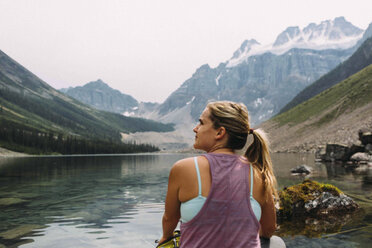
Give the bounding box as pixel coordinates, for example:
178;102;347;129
227;16;363;67
60;79;138;115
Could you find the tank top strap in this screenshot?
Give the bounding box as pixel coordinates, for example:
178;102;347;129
194;157;202;196
250;164;254;197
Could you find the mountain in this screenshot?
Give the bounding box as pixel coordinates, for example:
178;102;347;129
0;49;173;154
120;17;369;150
227;16;363;67
153;17;365;127
261;63;372;152
159;48;352;126
280;36;372;114
60;80;139;115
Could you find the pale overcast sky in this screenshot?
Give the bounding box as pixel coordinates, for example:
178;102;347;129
0;0;371;102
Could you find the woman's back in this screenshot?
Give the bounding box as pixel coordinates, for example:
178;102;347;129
179;153;260;247
178;154;267;219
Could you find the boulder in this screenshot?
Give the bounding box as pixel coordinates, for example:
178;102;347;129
321;143;350;161
350;152;371;162
304;192;358;215
290;165;312;174
358;129;372;145
278;179;359;220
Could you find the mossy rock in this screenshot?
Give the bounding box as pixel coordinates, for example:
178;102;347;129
278;179;358;219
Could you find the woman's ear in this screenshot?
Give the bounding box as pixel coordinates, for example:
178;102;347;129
215;127;226;140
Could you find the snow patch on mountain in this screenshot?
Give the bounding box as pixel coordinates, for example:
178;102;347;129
186;96;195;105
215;74;221;86
227;17;364;67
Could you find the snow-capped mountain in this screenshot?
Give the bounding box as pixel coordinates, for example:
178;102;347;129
67;17;372;150
230;39;261;61
228;17;364;67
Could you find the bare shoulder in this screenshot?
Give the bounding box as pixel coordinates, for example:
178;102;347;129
173;157;195;167
170;157;196;175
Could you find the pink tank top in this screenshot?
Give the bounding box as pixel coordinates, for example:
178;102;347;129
180;153;260;247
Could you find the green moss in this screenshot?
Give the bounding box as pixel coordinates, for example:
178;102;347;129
320;183;342;196
278;179;343;217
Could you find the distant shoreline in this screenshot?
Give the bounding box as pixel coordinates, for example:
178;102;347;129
0;147;28;158
0;146;312;158
0;147;201;158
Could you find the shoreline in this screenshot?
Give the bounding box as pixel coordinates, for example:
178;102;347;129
0;146;313;158
0;147;28;158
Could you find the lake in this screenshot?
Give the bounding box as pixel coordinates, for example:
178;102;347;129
0;153;371;248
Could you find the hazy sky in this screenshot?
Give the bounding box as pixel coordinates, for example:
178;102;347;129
0;0;371;103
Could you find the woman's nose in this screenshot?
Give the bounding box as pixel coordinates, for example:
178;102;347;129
193;125;198;133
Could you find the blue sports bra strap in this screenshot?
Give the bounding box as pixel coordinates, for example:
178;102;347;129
250;165;254;197
194;157;202;196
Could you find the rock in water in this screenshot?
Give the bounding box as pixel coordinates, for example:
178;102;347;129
290;165;312;174
321;144;350;161
278;179;359;219
350;152;371;163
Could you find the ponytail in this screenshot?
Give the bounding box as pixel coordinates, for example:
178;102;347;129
245;128;278;199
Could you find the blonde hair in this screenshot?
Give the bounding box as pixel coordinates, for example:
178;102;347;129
207;101;278;198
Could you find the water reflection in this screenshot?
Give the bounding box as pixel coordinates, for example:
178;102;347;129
0;154;189;247
0;153;371;248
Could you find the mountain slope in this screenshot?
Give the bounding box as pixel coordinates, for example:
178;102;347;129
0;49;173;154
60;80;139;115
261;63;372;152
280;36;372;114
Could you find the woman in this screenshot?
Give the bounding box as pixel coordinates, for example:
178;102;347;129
158;101;277;247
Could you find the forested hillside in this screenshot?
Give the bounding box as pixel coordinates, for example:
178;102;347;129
0;50;173;154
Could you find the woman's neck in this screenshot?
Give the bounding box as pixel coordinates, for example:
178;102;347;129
207;146;234;154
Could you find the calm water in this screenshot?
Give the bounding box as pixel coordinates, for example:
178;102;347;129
0;153;371;248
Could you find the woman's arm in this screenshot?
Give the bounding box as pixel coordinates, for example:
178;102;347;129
259;188;277;238
158;162;182;244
